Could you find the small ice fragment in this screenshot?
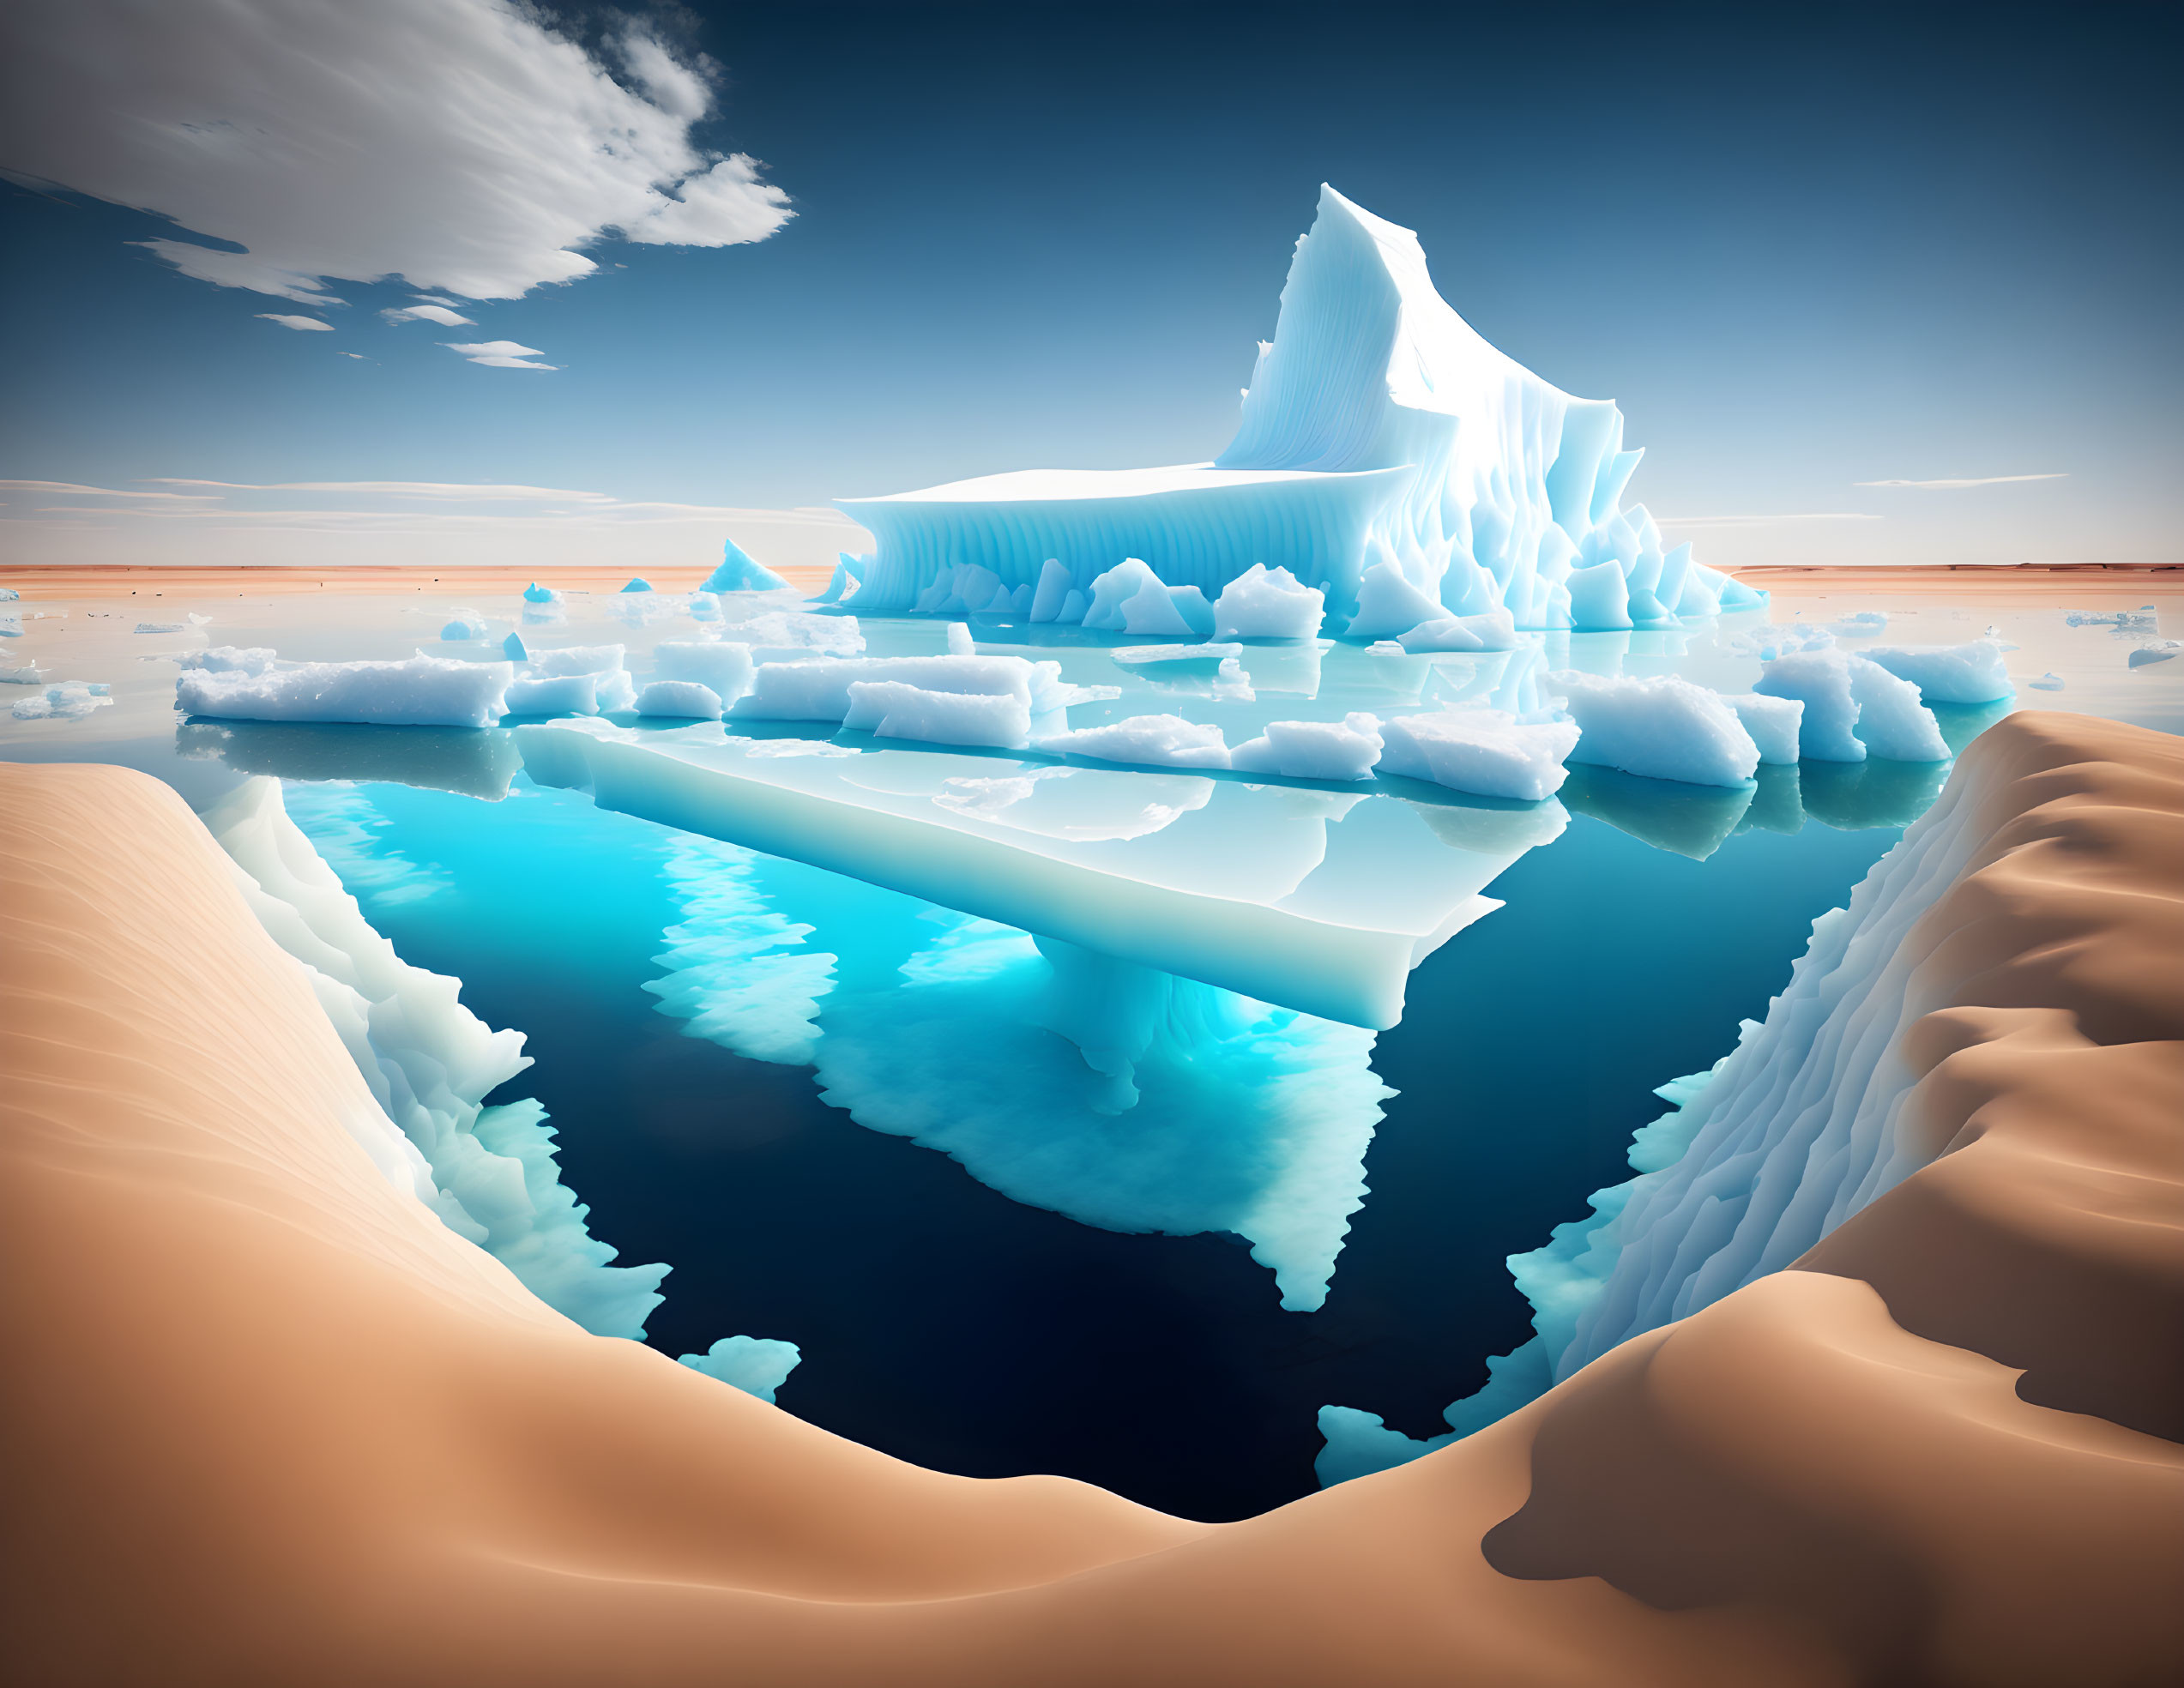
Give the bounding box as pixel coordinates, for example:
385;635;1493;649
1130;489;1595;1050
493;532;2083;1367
0;586;18;600
678;1335;800;1403
1723;693;1804;765
523;581;561;604
2028;672;2066;691
186;612;211;626
1037;714;1232;769
1860;640;2014;703
502;632;529;660
1228;714;1384;781
1346;559;1445;640
440;607;490;640
703;537;791;593
505;672;604;716
654;640;756;704
1111;642;1243;676
1398;608;1518;653
1212;564;1325;640
1376;709;1578;800
636;679;725;719
1849;657;1950;761
1029;559;1075;624
841;680;1031;749
0;661;50;684
1831;610;1889;636
12;681;113;721
947;622;974;656
620;577;653;593
135;621;187;634
2128;642;2181;668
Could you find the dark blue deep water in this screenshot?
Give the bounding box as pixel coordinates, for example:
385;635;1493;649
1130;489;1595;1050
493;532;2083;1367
329;768;1903;1522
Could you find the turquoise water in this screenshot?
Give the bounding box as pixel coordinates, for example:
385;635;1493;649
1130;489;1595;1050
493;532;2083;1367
5;584;2178;1519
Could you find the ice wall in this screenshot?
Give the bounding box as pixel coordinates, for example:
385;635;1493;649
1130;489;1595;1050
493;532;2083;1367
1318;738;1994;1482
839;186;1760;635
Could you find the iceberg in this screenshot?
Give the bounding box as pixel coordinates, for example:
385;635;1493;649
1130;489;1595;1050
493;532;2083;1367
838;185;1761;635
702;536;791;593
518;719;1565;1028
1038;714;1234;769
501;632;529;661
1755;648;1949;763
2129;641;2181;668
178;654;513;729
522;581;560;604
12;680;112;721
619;577;653;593
1550;671;1759;789
1376;709;1578;800
1229;714;1385;782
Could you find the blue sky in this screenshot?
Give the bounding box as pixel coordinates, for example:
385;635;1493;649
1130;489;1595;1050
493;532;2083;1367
1;2;2177;571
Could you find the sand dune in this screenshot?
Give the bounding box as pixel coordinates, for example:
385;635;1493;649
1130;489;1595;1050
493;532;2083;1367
3;712;2179;1685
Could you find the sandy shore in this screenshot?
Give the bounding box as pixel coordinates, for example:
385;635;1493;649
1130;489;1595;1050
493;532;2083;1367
3;713;2181;1684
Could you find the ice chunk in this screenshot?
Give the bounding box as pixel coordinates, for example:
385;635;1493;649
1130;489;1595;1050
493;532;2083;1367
2128;641;2181;668
1565;558;1633;632
2028;672;2065;691
1377;709;1578;800
1831;609;1889;636
1038;714;1232;769
636;679;725;720
1724;692;1804;765
722;609;864;658
176;645;277;676
1229;714;1384;781
687;591;721;621
1212;564;1325;640
946;621;974;656
527;642;626;677
1397;607;1517;653
1029;558;1075;623
504;672;605;716
1849;657;1950;761
0;612;20;636
1550;671;1760;788
12;681;113;721
733;654;1059;722
1083;558;1216;636
814;552;866;605
439;607;490;640
619;576;652;593
522;580;560;604
500;632;528;661
703;537;791;593
1346;559;1446;640
0;660;49;684
1755;648;1866;762
842;680;1032;748
0;585;17;600
1860;639;2014;703
134;620;187;634
678;1335;801;1402
653;640;755;704
178;654;511;728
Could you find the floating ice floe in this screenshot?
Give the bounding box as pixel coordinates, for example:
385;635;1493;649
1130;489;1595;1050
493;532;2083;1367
730;654;1084;724
1397;607;1518;653
501;632;528;660
0;585;18;600
1754;648;1949;763
1111;643;1243;677
2128;641;2181;668
703;536;792;593
12;681;111;721
522;580;560;604
1229;713;1385;782
842;680;1031;748
721;609;864;660
1376;708;1578;800
0;660;50;684
2066;606;2158;631
527;642;624;676
653;640;755;704
838;185;1763;636
1860;639;2015;703
518;717;1566;1028
135;620;188;634
636;679;725;720
1212;564;1325;640
1723;692;1805;765
1829;609;1889;636
178;653;512;728
504;669;635;716
1550;671;1759;789
2028;672;2066;691
439;607;491;640
1039;714;1233;769
620;576;653;593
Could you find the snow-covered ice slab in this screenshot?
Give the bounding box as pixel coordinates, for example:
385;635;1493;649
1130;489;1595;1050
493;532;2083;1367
516;719;1564;1028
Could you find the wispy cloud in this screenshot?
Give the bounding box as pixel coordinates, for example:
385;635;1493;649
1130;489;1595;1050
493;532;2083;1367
256;313;335;332
443;340;556;371
144;479;609;500
1654;512;1883;528
1853;473;2068;489
383;304;475;328
0;479;216;501
0;0;791;304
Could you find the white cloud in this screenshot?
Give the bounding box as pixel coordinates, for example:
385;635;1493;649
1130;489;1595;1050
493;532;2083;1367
146;479;609;499
256;312;334;331
0;0;792;302
443;340;557;371
1852;473;2068;489
0;479;215;501
383;304;476;328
